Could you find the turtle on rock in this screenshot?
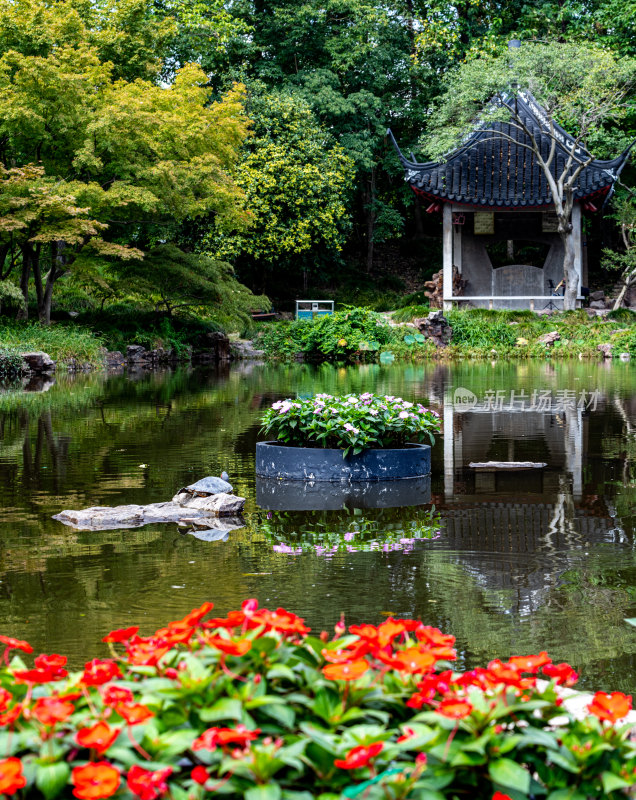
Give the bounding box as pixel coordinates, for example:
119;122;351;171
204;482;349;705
176;476;233;498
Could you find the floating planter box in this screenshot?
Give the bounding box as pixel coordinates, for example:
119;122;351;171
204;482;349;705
255;441;431;482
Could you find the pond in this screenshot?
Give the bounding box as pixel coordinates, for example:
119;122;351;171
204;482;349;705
1;360;635;693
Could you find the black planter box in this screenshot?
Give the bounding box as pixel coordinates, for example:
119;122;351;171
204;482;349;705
255;441;431;482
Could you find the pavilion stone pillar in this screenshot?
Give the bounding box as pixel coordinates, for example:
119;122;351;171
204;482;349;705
442;203;453;311
572;203;583;305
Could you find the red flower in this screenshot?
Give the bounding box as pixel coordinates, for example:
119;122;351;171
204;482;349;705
77;721;120;754
116;703;154;725
437;697;473;719
205;636;252;656
100;685;134;706
334;742;383;770
323;659;369;681
192;725;260;751
72;762;120;800
0;688;12;713
492;794;514;800
486;660;531;689
103;627;139;644
125;638;171;667
32;696;75;726
34;654;68;679
588;691;632;723
0;757;26;795
13;668;58;684
127;765;172;800
203;611;248;630
252;608;310;636
190;767;208;785
508;652;551;674
81;660;122;686
0;636;32;655
542;662;579;686
242;599;259;616
396;727;416;743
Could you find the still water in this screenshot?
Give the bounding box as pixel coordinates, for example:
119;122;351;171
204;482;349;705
1;361;635;692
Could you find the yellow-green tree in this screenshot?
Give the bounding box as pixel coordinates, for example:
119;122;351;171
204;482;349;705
0;0;250;323
209;91;354;291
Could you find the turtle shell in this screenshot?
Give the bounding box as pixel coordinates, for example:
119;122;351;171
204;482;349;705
178;476;233;496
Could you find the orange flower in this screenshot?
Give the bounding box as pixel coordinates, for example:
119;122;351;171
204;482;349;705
415;626;456;649
116;703;154;725
32;696;75;726
77;721;120;755
393;648;436;674
102;627;139;644
0;757;26;795
252;608;310;636
72;762;120;800
205;636;252;656
377;619;407;647
437;697;473;719
181;602;215;627
508;652;551;674
348;624;379;641
334;742;383;769
486;660;529;689
321;642;369;663
0;704;22;727
203;610;248;630
154;623;194;647
192;725;260;751
125;638;171;667
588;691;632;723
542;662;578;686
81;660;122;686
322;659;369;681
127;765;172;800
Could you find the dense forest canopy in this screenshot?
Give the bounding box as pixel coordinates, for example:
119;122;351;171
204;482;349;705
1;0;636;320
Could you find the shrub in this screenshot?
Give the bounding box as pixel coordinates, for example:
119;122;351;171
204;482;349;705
0;321;104;365
0;347;24;379
260;393;441;455
0;601;634;800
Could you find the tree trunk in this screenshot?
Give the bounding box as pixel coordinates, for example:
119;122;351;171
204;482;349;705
17;245;31;320
365;169;376;274
561;229;578;311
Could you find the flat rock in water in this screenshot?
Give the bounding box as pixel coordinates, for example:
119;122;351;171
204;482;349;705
469;461;547;471
53;503;210;531
179;492;245;515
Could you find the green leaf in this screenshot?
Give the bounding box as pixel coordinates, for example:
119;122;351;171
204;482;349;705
261;703;296;729
403;334;415;345
35;762;70;800
601;771;632;793
414;333;426;343
624;617;636;627
547;790;587;800
488;758;531;793
245;785;282;800
199;697;243;722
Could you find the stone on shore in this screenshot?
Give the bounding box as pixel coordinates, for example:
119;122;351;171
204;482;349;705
22;351;56;374
537;331;560;346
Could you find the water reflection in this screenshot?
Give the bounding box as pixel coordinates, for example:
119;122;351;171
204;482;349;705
0;362;635;691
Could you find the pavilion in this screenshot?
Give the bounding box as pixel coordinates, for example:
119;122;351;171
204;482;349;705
389;91;632;310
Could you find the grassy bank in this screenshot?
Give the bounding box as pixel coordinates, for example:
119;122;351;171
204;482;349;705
256;307;636;362
0;320;105;366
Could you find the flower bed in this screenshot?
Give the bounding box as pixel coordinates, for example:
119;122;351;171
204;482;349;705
260;393;441;456
0;602;634;800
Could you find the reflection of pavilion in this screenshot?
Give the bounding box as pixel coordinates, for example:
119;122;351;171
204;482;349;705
435;393;624;613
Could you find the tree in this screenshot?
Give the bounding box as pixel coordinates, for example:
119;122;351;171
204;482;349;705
208;90;354;291
602;194;636;309
420;41;636;310
0;6;250;324
112;244;269;328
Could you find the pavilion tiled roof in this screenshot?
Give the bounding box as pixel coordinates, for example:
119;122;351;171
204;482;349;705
388;91;632;209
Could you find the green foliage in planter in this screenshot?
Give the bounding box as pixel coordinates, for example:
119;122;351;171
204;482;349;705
260;392;441;456
0;600;634;800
